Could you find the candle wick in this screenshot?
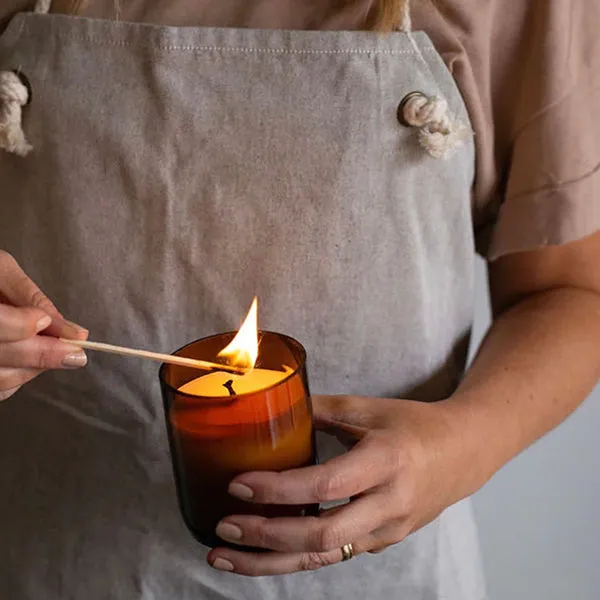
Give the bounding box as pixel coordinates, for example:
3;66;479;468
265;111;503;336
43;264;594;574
223;380;236;396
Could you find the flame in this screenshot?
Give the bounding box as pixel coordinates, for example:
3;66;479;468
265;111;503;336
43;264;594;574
217;297;259;370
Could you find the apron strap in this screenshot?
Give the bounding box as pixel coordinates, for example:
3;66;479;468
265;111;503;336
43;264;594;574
34;0;52;13
397;0;412;33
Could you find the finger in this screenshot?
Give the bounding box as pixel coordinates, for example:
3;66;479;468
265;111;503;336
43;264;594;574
0;252;88;340
229;436;395;504
366;519;413;554
43;317;89;341
0;307;89;342
208;510;403;576
0;367;41;392
209;524;410;577
363;509;443;556
0;385;21;402
208;528;386;576
0;337;87;370
0;304;54;342
0;252;60;314
207;547;344;577
216;492;392;552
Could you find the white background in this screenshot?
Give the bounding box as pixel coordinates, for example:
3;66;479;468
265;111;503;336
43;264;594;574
470;259;600;599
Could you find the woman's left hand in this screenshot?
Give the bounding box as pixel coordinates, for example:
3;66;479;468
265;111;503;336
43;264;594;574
207;394;484;576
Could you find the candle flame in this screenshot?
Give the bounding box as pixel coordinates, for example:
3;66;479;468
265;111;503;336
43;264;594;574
217;297;259;370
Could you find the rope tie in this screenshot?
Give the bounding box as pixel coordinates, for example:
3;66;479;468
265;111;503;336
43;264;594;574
0;72;32;157
34;0;52;13
398;0;411;32
400;92;470;160
0;1;50;156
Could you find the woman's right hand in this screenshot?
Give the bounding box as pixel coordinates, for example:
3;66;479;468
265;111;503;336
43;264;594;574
0;251;89;402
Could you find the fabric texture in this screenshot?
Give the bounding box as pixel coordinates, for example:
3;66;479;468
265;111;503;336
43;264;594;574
2;0;598;258
0;11;485;600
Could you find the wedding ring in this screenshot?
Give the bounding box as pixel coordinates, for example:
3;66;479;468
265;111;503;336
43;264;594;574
341;543;354;561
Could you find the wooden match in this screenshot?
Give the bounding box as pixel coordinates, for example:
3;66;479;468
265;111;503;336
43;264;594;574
61;339;246;374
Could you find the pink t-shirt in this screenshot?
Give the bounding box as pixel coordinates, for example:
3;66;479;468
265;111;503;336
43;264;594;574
3;0;599;258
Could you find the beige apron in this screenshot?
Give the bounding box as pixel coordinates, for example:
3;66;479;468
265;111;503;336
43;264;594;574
0;10;485;600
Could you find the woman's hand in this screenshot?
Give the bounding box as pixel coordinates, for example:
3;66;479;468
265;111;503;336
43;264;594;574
0;251;89;402
208;394;485;576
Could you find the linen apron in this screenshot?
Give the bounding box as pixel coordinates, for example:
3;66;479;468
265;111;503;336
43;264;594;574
0;10;485;600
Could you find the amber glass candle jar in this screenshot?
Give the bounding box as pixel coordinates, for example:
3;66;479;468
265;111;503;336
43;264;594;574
159;332;318;550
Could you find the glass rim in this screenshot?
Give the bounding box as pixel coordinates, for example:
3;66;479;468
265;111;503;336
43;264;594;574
158;330;307;401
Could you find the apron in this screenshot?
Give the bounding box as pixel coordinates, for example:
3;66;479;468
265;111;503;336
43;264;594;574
0;9;485;600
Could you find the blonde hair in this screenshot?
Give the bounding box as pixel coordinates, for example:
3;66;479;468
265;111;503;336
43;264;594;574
370;0;410;32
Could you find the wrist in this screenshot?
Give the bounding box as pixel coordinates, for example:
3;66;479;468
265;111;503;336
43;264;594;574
437;393;507;495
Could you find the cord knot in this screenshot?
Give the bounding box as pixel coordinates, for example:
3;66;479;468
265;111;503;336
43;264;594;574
400;92;470;159
0;71;33;157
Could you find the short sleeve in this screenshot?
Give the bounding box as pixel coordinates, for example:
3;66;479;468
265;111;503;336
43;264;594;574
481;0;600;260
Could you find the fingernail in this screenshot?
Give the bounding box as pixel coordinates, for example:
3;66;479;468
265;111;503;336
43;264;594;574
35;315;52;334
61;350;88;369
61;320;89;337
216;522;243;543
211;558;234;572
228;482;254;500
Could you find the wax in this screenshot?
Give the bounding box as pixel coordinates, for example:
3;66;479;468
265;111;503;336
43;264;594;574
178;367;291;398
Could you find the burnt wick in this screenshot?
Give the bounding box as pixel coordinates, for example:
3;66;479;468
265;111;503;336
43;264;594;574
223;380;236;396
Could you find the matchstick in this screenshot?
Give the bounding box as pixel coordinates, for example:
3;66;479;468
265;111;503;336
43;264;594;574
61;339;245;374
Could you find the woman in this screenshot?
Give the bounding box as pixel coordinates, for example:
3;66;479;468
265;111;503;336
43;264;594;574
0;0;598;598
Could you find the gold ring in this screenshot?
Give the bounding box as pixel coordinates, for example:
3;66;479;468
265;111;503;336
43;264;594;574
341;543;354;561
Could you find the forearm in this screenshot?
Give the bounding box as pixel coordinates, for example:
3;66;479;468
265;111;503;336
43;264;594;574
446;287;600;488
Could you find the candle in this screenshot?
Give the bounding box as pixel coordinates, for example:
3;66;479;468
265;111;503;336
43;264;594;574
178;366;292;398
159;300;318;551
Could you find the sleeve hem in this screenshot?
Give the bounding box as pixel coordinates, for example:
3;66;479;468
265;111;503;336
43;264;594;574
482;170;600;261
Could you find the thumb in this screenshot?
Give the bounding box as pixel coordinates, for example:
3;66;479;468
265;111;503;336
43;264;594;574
311;395;370;446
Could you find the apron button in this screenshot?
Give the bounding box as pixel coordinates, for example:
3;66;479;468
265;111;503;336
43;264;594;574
397;91;427;126
11;70;32;106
